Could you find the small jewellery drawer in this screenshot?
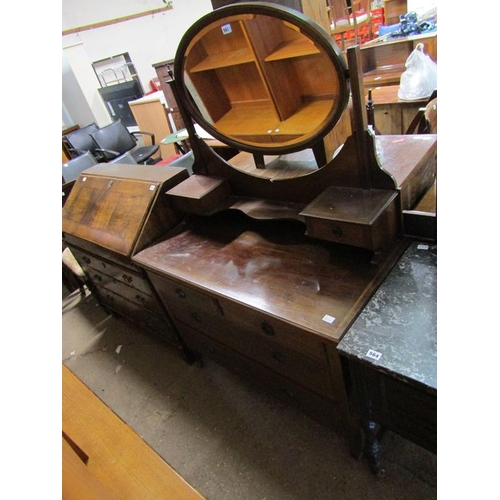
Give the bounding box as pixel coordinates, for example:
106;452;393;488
300;187;399;251
304;217;366;248
71;248;152;295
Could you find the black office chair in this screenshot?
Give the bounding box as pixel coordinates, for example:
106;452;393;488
90;119;160;164
64;123;106;162
62;151;98;183
108;151;138;164
62;151;98;207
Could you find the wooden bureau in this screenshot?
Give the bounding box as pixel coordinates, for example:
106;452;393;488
62;163;193;359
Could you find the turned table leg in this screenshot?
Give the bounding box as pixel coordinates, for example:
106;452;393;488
363;419;385;477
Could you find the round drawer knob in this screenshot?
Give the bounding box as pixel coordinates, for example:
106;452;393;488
176;288;186;299
331;226;343;237
261;321;274;336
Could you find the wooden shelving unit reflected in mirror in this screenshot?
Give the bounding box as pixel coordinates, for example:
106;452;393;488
182;12;346;149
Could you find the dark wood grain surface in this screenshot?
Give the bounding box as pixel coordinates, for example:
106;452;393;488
133;211;409;342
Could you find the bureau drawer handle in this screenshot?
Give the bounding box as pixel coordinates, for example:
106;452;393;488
100;261;107;269
122;274;133;284
261;321;274;336
105;294;114;303
135;295;146;305
93;274;102;282
331;226;343;237
271;351;285;363
191;312;202;323
82;256;91;265
175;288;186;299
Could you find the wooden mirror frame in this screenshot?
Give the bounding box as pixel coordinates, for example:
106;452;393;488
173;2;350;157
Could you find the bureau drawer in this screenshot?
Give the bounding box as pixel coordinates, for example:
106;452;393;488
91;270;163;314
180;324;339;429
96;287;176;342
71;247;152;295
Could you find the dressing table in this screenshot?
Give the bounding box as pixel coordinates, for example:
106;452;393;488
131;2;437;453
62;2;436;460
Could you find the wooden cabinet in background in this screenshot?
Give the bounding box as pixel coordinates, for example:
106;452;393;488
360;32;437;88
210;0;331;33
383;0;407;25
129;93;178;159
183;13;344;146
152;59;186;133
367;85;427;134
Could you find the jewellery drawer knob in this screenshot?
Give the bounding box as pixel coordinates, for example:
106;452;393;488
261;321;274;336
135;295;146;305
93;274;102;282
175;288;186;299
331;226;343;237
122;274;133;284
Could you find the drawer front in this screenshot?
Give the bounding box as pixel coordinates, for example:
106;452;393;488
218;297;327;362
149;273;327;361
378;374;436;451
150;274;326;362
353;364;437;453
71;247;152;295
96;287;176;342
305;217;367;248
180;324;339;429
91;270;163;314
177;313;333;398
148;272;333;396
149;273;225;320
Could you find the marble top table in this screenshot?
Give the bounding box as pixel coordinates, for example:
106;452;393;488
337;240;437;392
337;240;437;475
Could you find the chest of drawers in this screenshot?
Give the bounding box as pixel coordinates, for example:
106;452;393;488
133;211;408;438
62;163;192;356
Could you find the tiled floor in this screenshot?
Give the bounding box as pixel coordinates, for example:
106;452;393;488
62;285;437;500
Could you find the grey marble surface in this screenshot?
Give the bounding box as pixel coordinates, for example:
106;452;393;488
337;241;437;393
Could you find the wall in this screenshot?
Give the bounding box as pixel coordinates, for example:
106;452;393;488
62;0;214;127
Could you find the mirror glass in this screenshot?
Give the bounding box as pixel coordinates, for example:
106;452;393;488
175;7;349;154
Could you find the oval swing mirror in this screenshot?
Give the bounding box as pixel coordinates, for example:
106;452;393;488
174;3;350;157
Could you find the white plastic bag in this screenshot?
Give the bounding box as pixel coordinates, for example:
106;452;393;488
398;43;437;101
